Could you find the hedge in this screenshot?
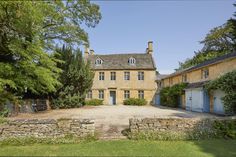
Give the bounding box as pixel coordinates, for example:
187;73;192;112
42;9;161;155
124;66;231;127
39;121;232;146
123;98;147;106
85;99;103;106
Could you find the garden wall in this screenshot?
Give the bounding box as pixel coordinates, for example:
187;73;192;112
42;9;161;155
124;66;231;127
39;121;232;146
129;118;215;133
0;119;94;140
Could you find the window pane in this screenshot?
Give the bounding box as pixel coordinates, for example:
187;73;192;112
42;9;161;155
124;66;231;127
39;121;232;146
138;72;144;80
124;90;130;99
111;72;116;80
99;90;104;99
99;72;104;80
138;90;144;99
124;72;130;80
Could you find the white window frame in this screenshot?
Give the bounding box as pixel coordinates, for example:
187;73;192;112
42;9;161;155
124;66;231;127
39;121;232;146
110;72;116;80
95;58;103;65
124;72;130;80
201;68;209;79
124;90;130;99
138;90;144;99
99;90;104;99
99;72;105;80
128;57;136;65
87;90;92;99
138;71;144;80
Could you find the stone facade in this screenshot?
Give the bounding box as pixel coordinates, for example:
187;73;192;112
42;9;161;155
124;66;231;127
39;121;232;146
85;42;157;105
0;119;94;140
161;57;236;88
129;118;214;133
90;70;156;105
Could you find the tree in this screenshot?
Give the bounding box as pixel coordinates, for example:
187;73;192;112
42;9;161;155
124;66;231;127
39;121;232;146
52;46;94;109
0;1;101;104
177;3;236;70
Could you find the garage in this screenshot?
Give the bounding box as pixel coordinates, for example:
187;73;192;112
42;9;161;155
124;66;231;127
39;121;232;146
185;82;210;113
213;90;225;115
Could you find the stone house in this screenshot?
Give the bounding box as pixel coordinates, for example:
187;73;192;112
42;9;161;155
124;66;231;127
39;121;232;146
157;52;236;114
85;42;157;105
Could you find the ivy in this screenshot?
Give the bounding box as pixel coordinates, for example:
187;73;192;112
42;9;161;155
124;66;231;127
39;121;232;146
205;70;236;114
160;83;188;108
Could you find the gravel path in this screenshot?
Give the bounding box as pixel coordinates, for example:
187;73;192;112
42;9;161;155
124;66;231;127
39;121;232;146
9;105;219;139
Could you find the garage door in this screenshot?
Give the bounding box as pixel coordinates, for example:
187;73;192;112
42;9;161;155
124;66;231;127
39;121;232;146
213;90;225;115
185;89;204;112
191;89;203;112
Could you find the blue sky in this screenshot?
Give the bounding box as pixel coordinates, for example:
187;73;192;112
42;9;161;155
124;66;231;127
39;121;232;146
84;0;235;74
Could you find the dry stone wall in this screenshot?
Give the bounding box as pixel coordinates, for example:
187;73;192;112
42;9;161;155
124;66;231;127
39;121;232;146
0;119;94;140
129;118;215;133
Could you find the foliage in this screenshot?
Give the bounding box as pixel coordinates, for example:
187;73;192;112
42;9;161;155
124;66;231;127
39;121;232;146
213;120;236;139
0;134;98;146
0;1;101;104
123;98;147;106
178;19;236;70
52;46;94;109
85;99;103;106
160;83;187;107
0;117;8;124
0;107;9;117
205;70;236;114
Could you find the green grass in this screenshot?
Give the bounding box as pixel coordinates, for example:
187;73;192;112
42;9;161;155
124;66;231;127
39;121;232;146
0;139;235;157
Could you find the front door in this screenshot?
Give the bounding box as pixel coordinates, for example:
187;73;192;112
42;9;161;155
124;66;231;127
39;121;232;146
109;91;116;105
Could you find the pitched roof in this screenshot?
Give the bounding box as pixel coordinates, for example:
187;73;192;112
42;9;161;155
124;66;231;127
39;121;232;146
185;81;209;89
187;52;236;71
87;53;156;70
163;52;236;79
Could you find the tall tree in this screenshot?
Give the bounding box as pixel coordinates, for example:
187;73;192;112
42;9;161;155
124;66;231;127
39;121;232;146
52;46;94;108
0;1;101;104
177;3;236;70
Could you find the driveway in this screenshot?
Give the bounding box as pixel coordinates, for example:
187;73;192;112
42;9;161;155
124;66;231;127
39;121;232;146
9;105;218;139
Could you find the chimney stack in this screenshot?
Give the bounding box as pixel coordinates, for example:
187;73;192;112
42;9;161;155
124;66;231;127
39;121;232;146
84;45;89;59
90;49;94;55
146;41;153;54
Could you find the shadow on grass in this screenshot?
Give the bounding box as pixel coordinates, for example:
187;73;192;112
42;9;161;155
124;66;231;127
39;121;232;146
193;139;236;157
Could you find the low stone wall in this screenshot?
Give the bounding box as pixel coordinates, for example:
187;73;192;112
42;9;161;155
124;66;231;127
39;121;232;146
0;119;94;140
129;118;215;133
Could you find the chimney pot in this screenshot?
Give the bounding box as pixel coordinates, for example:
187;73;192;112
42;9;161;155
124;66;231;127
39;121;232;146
147;41;153;54
90;49;94;55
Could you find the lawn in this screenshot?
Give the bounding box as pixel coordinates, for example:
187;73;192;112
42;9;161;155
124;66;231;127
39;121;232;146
0;139;236;157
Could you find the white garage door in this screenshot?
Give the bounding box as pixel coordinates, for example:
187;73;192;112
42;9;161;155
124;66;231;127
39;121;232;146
185;89;203;112
213;90;225;115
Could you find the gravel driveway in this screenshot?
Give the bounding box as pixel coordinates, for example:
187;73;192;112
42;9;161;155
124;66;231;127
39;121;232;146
10;105;216;124
10;105;218;138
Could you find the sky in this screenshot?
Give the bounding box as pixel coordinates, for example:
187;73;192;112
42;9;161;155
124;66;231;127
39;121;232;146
84;0;235;74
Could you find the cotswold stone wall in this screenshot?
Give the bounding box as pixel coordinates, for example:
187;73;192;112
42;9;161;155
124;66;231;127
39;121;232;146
129;118;215;133
0;119;94;139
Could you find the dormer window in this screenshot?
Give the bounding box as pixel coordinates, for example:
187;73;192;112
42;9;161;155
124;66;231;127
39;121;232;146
95;58;103;65
128;57;136;65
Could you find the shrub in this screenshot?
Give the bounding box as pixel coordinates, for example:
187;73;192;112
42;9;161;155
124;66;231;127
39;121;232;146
51;94;83;109
205;70;236;114
213;120;236;139
160;83;187;108
0;107;9;117
0;134;98;146
123;98;147;106
85;99;103;106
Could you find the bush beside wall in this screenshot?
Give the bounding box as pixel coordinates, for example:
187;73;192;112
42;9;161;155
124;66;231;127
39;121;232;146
85;99;103;106
160;83;187;108
123;98;147;106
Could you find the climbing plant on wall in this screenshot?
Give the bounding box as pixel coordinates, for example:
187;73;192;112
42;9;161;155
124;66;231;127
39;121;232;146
205;70;236;114
160;83;188;108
